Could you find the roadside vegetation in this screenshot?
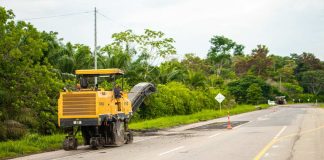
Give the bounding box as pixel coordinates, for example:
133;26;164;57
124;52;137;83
130;104;269;130
0;134;83;159
319;104;324;108
0;6;324;158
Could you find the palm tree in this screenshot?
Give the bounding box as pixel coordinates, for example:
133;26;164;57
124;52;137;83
99;44;132;69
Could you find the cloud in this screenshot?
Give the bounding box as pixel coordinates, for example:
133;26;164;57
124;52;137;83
1;0;323;60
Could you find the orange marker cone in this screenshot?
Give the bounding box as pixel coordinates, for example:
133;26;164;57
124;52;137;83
227;111;232;129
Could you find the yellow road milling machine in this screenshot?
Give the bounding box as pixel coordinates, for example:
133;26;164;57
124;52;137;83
57;68;155;150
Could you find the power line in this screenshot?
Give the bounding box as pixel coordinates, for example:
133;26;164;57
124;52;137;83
16;9;129;29
17;11;93;21
96;11;128;29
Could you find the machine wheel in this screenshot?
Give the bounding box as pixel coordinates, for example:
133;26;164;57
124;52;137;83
90;137;104;149
63;137;78;150
111;121;125;146
125;131;133;144
90;137;100;149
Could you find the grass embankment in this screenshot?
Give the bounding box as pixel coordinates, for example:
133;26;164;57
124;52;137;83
319;103;324;108
0;133;83;159
129;104;269;130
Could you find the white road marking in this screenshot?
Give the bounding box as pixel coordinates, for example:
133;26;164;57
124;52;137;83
264;153;269;157
257;117;269;121
274;126;287;139
208;133;221;138
159;146;184;156
233;121;253;129
272;145;279;148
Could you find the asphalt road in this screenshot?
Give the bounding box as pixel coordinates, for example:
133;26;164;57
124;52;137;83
13;104;324;160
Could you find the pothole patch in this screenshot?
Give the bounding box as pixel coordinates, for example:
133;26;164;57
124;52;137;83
188;121;249;130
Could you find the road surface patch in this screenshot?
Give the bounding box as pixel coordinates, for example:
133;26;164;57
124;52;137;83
188;121;249;130
233;121;253;129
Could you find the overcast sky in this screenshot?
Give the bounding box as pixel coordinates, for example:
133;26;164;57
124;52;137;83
1;0;324;60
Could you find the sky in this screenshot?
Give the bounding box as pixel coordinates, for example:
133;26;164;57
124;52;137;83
1;0;324;60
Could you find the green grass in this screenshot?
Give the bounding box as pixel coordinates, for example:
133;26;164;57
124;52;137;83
129;104;269;130
319;103;324;108
0;133;83;159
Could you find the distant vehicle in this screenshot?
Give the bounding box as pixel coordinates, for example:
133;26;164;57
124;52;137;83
57;68;155;150
275;96;286;105
268;100;276;106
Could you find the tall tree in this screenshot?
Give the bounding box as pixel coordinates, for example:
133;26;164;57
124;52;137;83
300;70;324;95
99;44;131;69
158;59;186;84
207;35;244;76
277;60;297;83
291;52;323;74
249;45;272;77
73;44;93;70
0;7;63;136
110;29;176;81
232;55;251;76
181;53;210;74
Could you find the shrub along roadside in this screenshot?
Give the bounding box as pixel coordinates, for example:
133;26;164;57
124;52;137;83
129;104;269;130
0;133;83;159
133;82;236;121
319;104;324;108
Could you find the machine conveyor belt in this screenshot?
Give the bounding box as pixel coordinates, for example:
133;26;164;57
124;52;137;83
128;82;156;114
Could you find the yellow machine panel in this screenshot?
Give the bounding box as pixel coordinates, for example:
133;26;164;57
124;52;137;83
58;91;132;127
62;93;96;116
75;68;124;75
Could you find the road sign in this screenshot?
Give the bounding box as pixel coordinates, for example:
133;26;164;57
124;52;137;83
215;93;225;111
215;93;225;103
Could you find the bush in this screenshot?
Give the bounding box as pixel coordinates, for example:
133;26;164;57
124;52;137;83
228;75;272;104
0;122;7;141
282;83;303;100
315;94;324;102
296;94;316;103
134;81;233;120
139;82;190;118
4;120;27;140
0;133;83;159
246;84;264;104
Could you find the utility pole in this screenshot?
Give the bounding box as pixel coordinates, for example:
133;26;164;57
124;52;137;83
94;7;97;85
279;73;282;92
